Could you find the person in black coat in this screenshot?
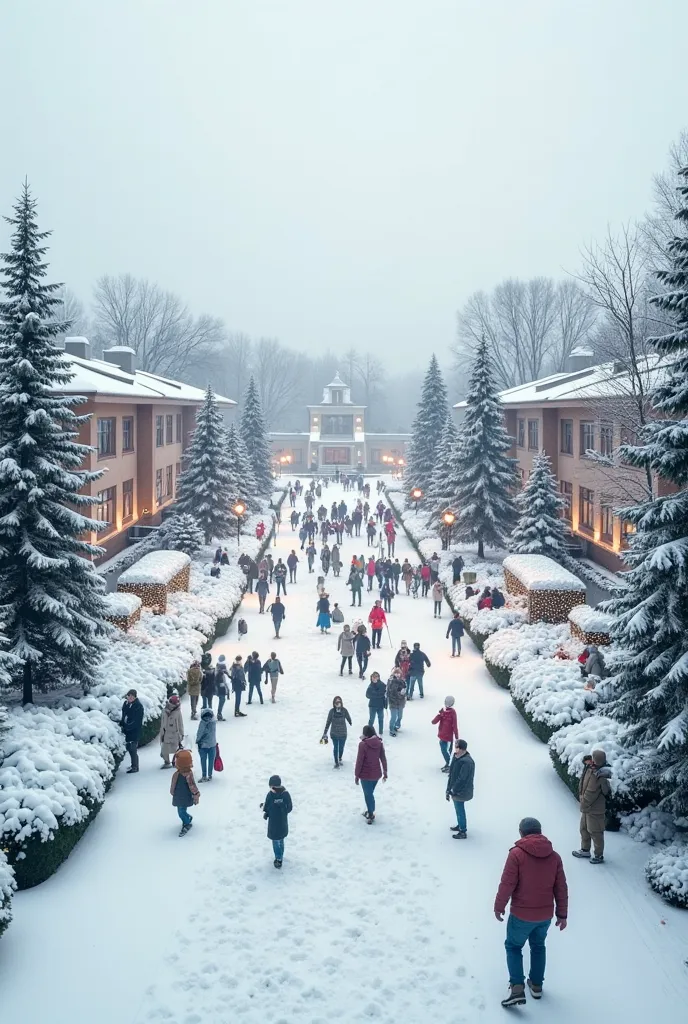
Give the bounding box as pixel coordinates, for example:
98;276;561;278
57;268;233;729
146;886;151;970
446;612;465;657
201;664;216;710
354;626;371;679
246;652;264;705
261;774;293;868
452;555;465;584
121;689;144;773
366;672;387;733
445;739;475;838
491;587;505;609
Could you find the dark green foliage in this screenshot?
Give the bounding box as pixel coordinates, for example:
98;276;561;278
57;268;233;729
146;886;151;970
6;796;104;890
405;356;449;501
175;385;235;543
240;376;273;497
511;450;567;558
484;659;512;690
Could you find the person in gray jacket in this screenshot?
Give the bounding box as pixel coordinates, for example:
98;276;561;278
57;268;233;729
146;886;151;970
581;644;606;683
445;739;475;838
322;696;352;768
386;668;407;737
256;573;270;614
195;707;217;782
337;624;355;675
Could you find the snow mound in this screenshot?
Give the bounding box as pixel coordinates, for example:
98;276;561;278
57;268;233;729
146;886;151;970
620;805;683;846
469;604;528;636
102;592;142;617
118;550;191;585
568;604;614;633
645;844;688;908
483;622;570;670
549;716;640;798
503;554;586;592
511;658;597;733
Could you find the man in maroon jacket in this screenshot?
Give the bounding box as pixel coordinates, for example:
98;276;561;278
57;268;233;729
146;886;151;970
494;817;568;1008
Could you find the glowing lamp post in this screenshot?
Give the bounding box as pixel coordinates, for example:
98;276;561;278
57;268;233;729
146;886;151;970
441;510;456;550
397;457;405;480
233;500;246;547
410;487;423;515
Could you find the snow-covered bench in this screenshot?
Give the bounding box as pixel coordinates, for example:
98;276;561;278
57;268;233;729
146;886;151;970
503;554;585;624
568;603;614;646
102;592;142;631
117;551;191;613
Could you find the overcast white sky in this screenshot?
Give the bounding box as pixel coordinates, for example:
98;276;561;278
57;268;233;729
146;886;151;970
2;0;687;368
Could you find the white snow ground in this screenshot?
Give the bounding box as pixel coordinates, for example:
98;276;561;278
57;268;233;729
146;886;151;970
2;483;688;1023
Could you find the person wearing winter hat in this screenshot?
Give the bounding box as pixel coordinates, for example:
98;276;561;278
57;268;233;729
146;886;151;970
261;775;293;868
445;739;474;836
322;696;353;768
432;696;459;770
195;707;217;782
214;654;230;721
572;749;612;864
170;749;200;836
494;817;568;1007
158;694;184;768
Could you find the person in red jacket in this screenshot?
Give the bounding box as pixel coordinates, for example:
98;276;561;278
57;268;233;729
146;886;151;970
432;696;459;771
366;556;377;592
420;562;431;597
367;600;387;649
354;725;388;823
494;817;568;1008
477;586;493;610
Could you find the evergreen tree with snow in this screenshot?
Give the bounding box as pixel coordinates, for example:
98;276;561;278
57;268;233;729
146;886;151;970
604;164;688;814
240;376;273;497
425;416;462;528
175;384;234;544
225;421;257;515
511;450;567;559
405;355;449;501
158;513;205;556
0;184;109;704
454;336;519;558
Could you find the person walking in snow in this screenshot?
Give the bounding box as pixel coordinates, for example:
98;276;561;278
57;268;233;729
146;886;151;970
121;688;144;773
215;654;230;720
394;640;411;686
331;544;342;577
290;509;299;530
380;578;394;613
321;543;331;576
452;555;465;584
446;612;465;657
433;696;459;770
387;667;406;736
407;643;431;699
268;596;286;638
368;600;387;649
366;518;377;545
392;558;401;594
419;562;431;597
287;550;299;583
429;553;440;584
195;707;217;782
246;651;264;705
322;696;352;768
338;623;355;675
431;579;444;618
306;541;317;573
159;694;184;768
170;748;200;836
256;572;270;614
354;625;371;678
365;556;376;592
445;738;474;837
401;558;414;594
263;652;284;702
494;817;568;1007
266;553;275;583
230;655;247;717
261;775;293;869
299;524;308;549
572;749;611;864
366;671;387;733
355;725;388;824
201;661;216;711
316;593;332;633
186;659;202;720
274;558;288;596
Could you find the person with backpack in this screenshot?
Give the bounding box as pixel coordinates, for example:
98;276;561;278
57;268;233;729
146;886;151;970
274;558;288;596
572;749;612;864
366;671;387;733
322;696;353;768
387;668;407;737
354;625;371;679
452;555;465;584
246;651;264;705
380;578;394;614
446;612;465;657
337;624;355;675
368;600;387;649
263;652;284;702
431;579;444;618
355;725;388;824
445;738;475;837
261;775;293;869
256;573;270;614
230;655;247;717
170;748;200;837
287;550;299;583
268;596;286;638
195;708;217;782
432;696;459;770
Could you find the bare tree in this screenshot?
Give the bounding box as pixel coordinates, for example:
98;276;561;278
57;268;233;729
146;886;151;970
642;130;688;270
92;273;225;378
454;290;514;389
55;286;89;343
550;280;597;372
251;337;306;429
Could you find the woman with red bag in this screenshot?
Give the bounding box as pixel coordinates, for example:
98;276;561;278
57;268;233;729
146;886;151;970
195;707;217;782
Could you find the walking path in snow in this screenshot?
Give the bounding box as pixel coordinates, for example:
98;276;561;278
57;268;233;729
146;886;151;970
2;482;688;1024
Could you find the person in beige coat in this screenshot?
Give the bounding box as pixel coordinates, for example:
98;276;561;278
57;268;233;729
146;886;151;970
572;749;612;864
159;695;185;768
186;660;202;720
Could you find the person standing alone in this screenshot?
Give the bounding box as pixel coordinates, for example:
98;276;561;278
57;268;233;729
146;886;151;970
572;749;611;865
445;738;474;838
322;696;352;768
337;623;355;675
121;688;144;774
355;725;388;823
432;696;458;770
261;775;293;869
446;612;464;657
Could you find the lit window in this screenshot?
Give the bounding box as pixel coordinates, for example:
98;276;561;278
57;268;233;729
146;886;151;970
96;486;116;530
122;479;134;521
579;486;594;530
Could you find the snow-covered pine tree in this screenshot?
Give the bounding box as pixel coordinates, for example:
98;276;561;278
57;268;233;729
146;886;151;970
157;513;205;556
425;416;462;528
405;355;449;502
0;184;109;704
175;384;234;543
225;422;258;528
240;376;273;497
511;450;567;559
454;335;519;558
604;164;688;814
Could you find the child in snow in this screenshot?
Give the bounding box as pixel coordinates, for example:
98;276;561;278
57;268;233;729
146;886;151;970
261;774;293;869
171;748;200;836
432;696;459;771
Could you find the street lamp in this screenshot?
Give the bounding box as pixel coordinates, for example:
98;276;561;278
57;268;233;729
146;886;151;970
441;509;456;550
233;500;246;547
410;487;423;514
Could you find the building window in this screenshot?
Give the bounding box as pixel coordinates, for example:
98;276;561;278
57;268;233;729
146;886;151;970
517;419;525;448
97;417;116;458
156;416;164;447
122;479;134;521
599;423;614;457
322;414;353;436
165;414;173;444
620;425;639;447
122;416;134;453
175;462;181;495
580;421;595;456
156;468;163;505
560;419;573;455
165;465;173;496
559;480;573;521
527;419;539;451
331;389;343;405
579;486;594;531
323;447;351;465
600;501;613;542
371;449;383;464
96;486;116;530
175;413;182;443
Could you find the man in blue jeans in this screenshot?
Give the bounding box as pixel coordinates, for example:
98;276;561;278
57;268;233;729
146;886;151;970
407;643;431;698
446;612;465;657
494;817;568;1008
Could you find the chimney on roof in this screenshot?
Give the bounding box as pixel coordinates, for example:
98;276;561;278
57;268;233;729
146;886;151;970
103;346;136;375
567;346;595;372
64;336;91;360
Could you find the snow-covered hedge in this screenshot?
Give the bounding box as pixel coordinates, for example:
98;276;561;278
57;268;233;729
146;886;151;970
568;604;615;634
619;805;684;847
0;850;15;937
645;845;688;908
510;659;597;742
102;592;142;618
483;622;572;688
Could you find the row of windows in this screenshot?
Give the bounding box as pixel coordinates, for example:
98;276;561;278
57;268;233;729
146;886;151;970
97;416;135;458
517;418;616;458
156;414;183;448
558;480;633;543
156;463;181;505
96;479;134;531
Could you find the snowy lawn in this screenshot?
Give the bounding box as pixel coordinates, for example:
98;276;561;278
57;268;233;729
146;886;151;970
1;483;687;1023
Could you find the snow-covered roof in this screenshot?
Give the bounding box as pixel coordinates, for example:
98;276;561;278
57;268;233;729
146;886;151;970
102;592;142;617
503;554;586;592
327;372;348;389
568;603;614;633
118;550;190;586
55;353;236;407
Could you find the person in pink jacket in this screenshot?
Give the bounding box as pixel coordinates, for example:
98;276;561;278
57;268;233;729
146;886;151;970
432;696;459;771
354;725;388;824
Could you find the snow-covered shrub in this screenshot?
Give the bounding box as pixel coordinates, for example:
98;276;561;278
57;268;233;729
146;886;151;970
157;513;205;556
483;622;571;688
464;604;528;650
645;844;688;908
619;805;684;846
510;659;597;742
118;549;191;587
0;850;15;937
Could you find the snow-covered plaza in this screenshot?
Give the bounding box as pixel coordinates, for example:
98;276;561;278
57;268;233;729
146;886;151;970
2;482;688;1024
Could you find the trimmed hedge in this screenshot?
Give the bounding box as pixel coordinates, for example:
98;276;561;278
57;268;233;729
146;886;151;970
7;796;104;890
139;712;162;747
460;616;491;652
548;746;659;831
511;695;557;743
0;898;11;937
646;847;688;909
485;659;512;690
